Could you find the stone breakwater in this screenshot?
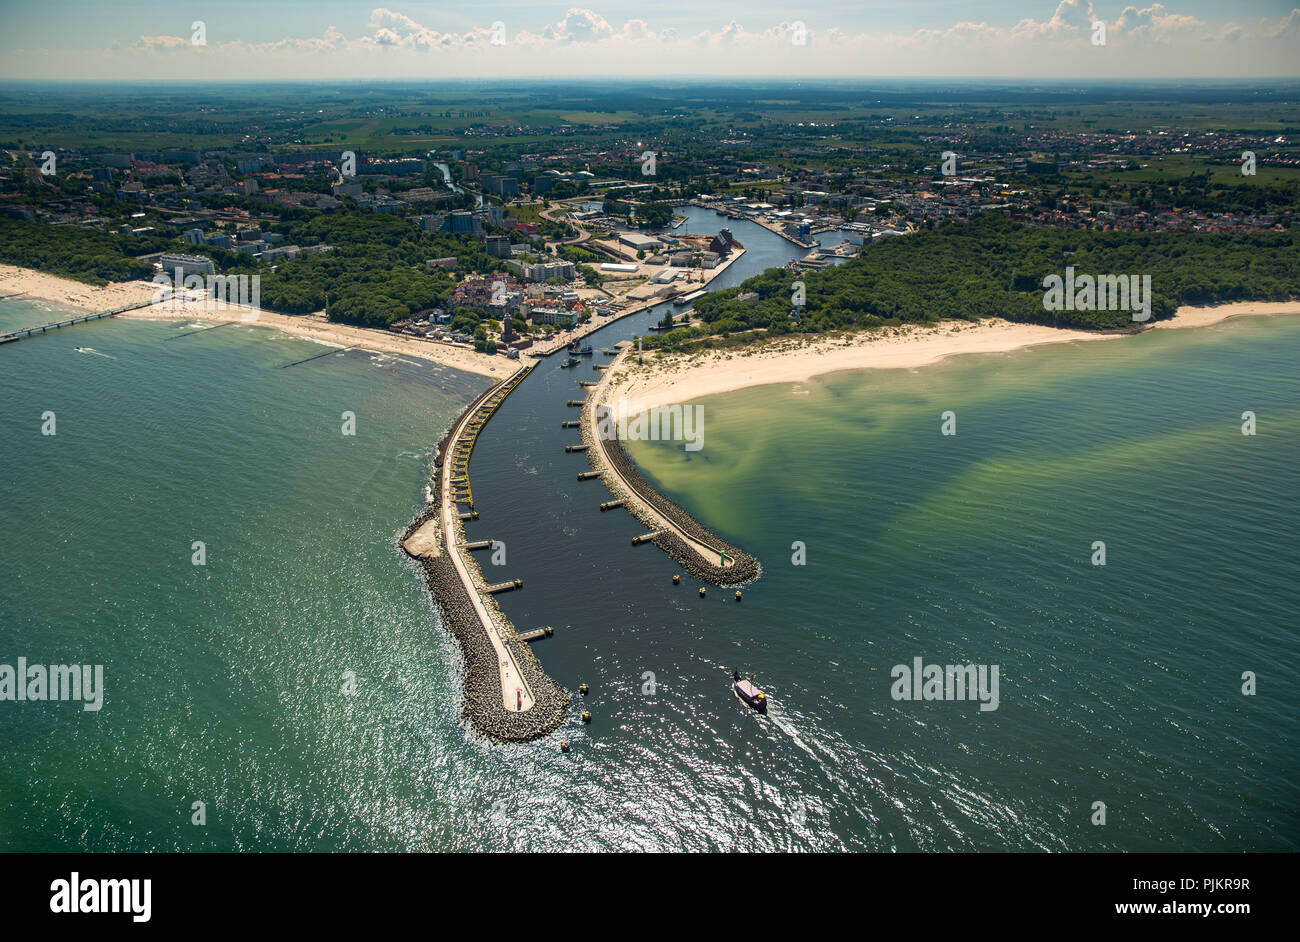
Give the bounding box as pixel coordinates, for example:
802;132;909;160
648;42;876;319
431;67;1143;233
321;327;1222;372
580;377;760;587
401;369;569;743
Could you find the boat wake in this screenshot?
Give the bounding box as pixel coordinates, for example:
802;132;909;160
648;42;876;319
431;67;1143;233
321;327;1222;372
766;707;854;792
75;347;115;359
766;708;815;757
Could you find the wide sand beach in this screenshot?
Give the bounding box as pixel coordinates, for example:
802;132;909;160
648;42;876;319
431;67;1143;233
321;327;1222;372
0;264;500;378
605;301;1300;417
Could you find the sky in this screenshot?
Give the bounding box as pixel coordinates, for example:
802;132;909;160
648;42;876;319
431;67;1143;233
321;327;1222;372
0;1;1296;80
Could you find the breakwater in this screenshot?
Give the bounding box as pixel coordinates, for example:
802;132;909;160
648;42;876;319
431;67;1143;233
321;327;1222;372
402;523;569;741
403;364;569;742
578;358;760;586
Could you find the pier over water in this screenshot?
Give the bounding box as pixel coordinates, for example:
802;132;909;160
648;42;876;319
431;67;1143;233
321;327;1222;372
0;299;158;345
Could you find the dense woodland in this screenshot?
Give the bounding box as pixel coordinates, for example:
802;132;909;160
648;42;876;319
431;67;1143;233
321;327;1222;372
256;213;506;326
0;218;165;284
0;212;511;329
647;215;1300;350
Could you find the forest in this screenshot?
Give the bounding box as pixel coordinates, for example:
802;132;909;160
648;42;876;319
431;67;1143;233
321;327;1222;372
647;215;1300;350
0;210;508;329
249;213;507;327
0;217;166;284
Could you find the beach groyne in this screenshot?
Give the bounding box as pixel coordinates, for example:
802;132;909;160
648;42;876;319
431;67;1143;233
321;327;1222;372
578;356;760;586
402;362;569;742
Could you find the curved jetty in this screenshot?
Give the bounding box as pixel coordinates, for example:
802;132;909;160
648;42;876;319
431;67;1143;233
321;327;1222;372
402;363;569;742
579;352;759;586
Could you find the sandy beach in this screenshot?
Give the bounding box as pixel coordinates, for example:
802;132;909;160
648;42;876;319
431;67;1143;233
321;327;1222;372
7;263;1296;396
0;264;500;378
0;264;159;313
606;301;1300;416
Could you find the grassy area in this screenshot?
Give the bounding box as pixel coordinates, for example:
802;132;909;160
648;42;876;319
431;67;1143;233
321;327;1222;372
6;81;1296;157
1073;155;1300;186
505;202;547;224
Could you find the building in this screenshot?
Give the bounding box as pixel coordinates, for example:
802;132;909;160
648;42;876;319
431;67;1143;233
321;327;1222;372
159;253;215;277
530;306;579;327
618;232;662;253
709;228;742;256
442;211;482;236
261;245;300;262
522;260;575;283
402;187;452;206
426;257;458;270
485;235;511;259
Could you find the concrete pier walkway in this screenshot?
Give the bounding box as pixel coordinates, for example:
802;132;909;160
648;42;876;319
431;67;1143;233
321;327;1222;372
437;364;537;713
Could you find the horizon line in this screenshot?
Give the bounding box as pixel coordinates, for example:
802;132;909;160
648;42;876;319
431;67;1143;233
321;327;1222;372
1;75;1298;85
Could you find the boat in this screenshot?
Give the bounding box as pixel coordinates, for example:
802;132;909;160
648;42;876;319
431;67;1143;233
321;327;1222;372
733;671;767;712
559;356;580;369
577;345;594;357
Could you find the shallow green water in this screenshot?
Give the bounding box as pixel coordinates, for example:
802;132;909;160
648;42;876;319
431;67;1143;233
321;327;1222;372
625;315;1299;850
2;279;1296;852
0;303;495;850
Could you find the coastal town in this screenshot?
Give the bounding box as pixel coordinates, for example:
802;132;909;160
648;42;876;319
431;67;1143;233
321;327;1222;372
2;85;1296;746
3;92;1293;371
3;0;1300;883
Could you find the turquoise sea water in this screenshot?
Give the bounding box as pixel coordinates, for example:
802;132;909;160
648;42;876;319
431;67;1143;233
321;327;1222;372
2;226;1296;851
624;314;1299;850
1;302;495;850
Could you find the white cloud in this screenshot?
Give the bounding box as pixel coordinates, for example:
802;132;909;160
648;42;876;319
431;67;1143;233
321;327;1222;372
6;4;1299;79
1115;4;1206;42
1268;7;1300;38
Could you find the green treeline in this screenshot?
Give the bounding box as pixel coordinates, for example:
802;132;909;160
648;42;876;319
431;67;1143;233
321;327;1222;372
0;218;164;284
0;211;509;329
649;215;1299;349
257;213;506;327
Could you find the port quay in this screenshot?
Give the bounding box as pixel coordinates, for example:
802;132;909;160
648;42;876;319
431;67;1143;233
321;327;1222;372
401;328;761;742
